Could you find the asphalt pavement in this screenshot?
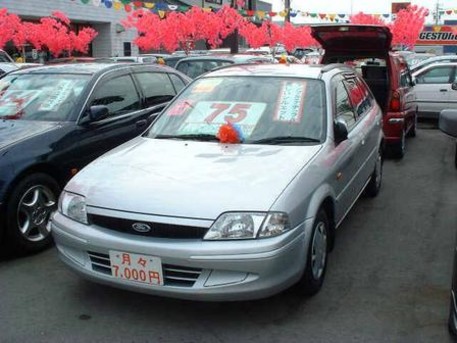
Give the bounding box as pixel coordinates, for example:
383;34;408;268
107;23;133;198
1;125;457;343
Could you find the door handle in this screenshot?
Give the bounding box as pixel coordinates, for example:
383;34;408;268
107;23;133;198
440;89;448;92
136;119;147;128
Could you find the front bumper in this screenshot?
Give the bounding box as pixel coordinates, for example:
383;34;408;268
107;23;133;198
52;212;313;301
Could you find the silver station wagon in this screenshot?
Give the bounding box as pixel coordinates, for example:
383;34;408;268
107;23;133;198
52;63;384;301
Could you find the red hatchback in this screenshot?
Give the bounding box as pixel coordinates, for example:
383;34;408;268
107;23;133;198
311;25;417;158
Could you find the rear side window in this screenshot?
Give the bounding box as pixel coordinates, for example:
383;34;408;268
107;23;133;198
135;72;176;107
335;80;356;130
169;74;187;93
344;77;372;118
90;74;140;117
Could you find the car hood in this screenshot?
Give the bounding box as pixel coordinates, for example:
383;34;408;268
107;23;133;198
0;120;60;150
311;24;392;58
67;138;322;219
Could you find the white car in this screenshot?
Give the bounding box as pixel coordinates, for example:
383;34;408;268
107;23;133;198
410;54;457;74
412;62;457;119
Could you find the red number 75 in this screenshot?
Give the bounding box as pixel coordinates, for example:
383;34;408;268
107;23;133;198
205;103;251;124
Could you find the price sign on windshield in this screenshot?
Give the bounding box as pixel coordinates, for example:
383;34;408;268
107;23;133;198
177;101;266;136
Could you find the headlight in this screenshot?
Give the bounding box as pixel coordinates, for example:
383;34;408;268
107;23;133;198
204;212;290;240
59;191;88;224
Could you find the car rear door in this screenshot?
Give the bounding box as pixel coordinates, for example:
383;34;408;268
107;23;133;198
330;74;368;222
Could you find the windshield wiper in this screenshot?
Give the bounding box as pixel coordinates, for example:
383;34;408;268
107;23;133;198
250;136;321;145
154;134;219;142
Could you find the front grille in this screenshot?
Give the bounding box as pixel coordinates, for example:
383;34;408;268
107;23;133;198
88;251;201;287
88;214;208;239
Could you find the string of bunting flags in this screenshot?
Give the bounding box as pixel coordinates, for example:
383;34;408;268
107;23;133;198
74;0;457;21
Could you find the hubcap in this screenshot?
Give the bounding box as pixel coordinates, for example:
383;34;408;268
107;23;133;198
17;185;56;242
311;221;327;280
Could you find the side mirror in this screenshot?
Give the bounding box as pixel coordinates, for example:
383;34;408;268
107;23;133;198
79;105;109;125
439;109;457;138
451;82;457;91
334;118;349;144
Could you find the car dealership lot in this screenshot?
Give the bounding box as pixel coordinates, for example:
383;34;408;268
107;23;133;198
1;126;456;343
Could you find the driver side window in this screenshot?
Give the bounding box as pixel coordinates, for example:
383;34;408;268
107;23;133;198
90;75;140;118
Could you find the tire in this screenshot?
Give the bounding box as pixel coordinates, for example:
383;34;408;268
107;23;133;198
449;295;457;337
365;147;383;197
4;173;60;254
296;209;329;296
407;113;417;138
390;129;405;159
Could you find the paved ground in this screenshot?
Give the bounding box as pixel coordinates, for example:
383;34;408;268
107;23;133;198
1;126;457;343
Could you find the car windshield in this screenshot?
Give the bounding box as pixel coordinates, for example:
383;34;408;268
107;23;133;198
0;73;90;121
147;76;326;144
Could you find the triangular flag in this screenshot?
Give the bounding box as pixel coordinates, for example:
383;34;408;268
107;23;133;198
257;11;265;19
446;10;453;15
113;1;122;10
202;7;212;12
144;2;154;8
133;1;142;7
319;13;326;19
124;4;132;12
104;0;112;8
168;5;178;11
158;10;166;18
310;13;317;18
328;14;336;21
382;13;390;18
269;11;277;17
279;10;287;17
432;25;441;32
92;0;101;6
338;14;345;18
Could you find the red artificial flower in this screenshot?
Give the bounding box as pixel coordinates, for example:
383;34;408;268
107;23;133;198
217;123;240;144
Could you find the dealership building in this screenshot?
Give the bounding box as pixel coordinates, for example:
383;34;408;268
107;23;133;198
2;0;271;59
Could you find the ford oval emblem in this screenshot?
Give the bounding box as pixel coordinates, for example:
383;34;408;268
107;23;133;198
132;222;152;233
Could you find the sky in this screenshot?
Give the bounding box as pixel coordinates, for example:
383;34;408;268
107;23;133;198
261;0;457;24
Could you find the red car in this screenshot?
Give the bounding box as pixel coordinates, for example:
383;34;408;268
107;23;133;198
311;25;417;158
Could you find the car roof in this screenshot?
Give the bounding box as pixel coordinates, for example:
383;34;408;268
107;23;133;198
202;63;339;79
7;63;174;76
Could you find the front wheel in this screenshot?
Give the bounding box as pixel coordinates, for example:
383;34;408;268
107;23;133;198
5;173;60;254
295;209;329;296
390;129;405;159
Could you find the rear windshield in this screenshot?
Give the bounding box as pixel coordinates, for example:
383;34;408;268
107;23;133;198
147;76;326;144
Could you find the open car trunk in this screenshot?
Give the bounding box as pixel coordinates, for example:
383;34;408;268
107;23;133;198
311;25;392;111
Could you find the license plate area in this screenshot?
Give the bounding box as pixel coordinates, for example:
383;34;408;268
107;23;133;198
109;250;164;286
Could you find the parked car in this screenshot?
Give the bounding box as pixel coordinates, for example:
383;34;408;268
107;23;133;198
409;54;457;73
412;62;457;119
0;49;14;63
311;24;417;158
403;52;435;69
175;54;274;79
46;57;105;64
0;63;191;254
52;63;384;301
439;109;457;335
110;56;157;63
0;62;19;76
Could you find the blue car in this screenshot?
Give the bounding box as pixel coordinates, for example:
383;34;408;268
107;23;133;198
0;63;190;254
